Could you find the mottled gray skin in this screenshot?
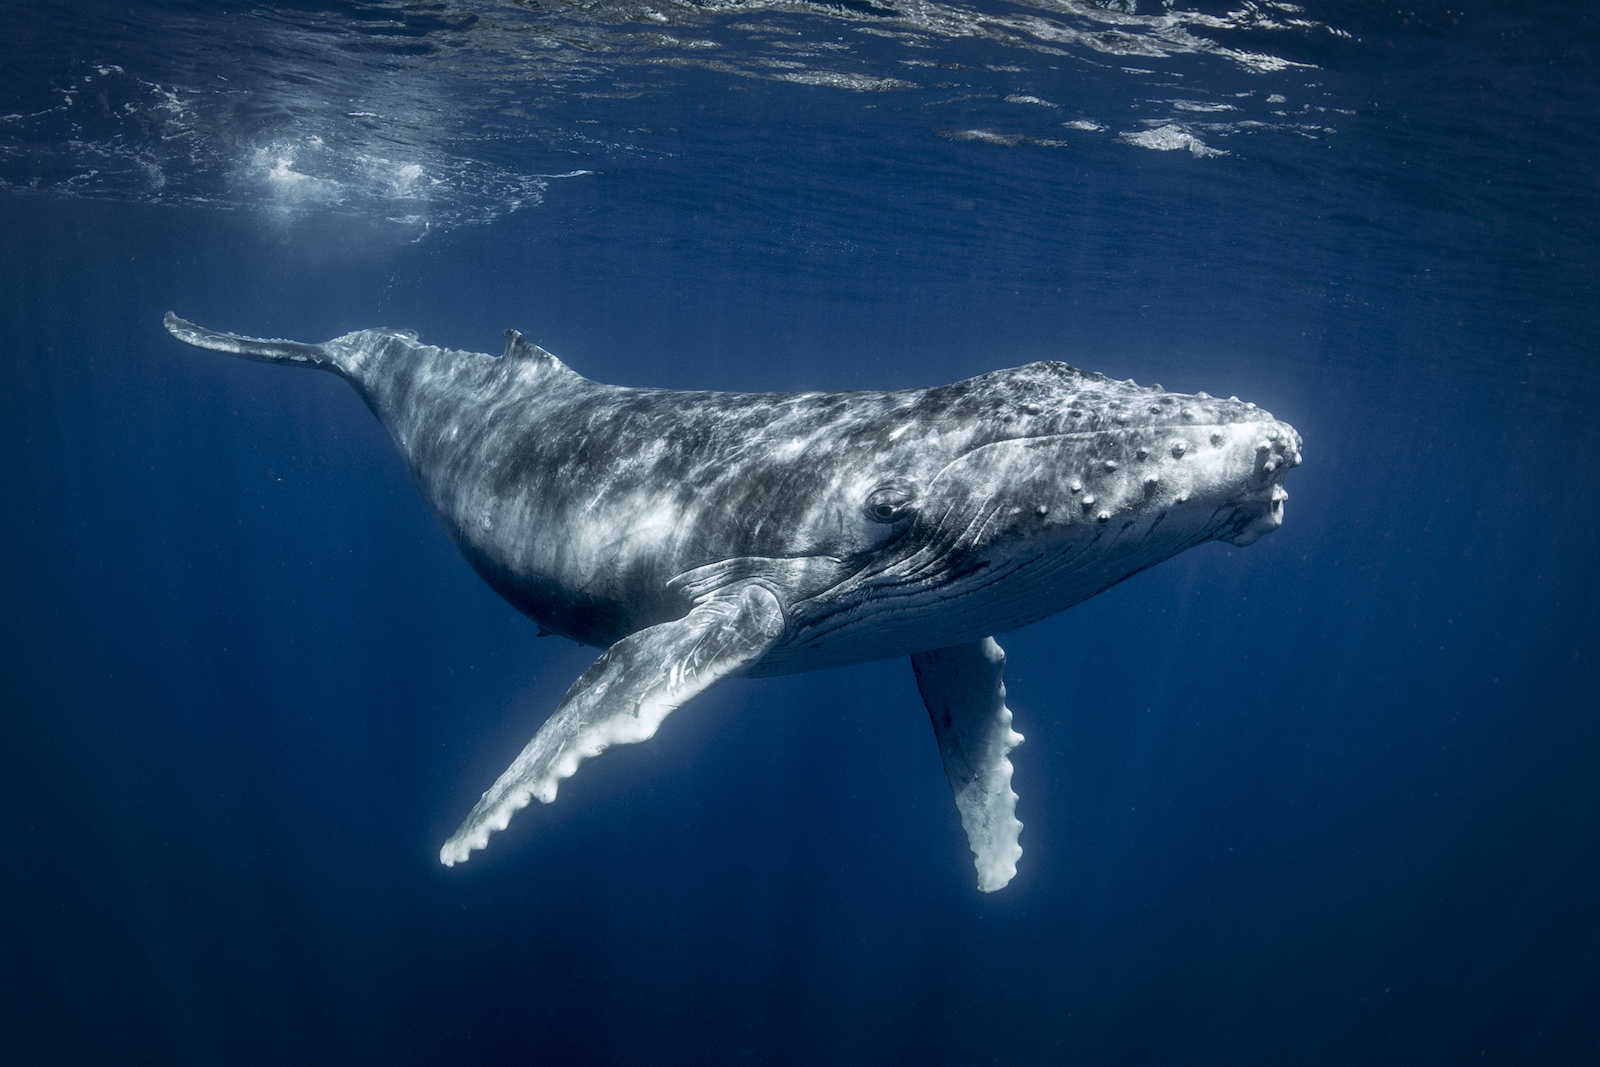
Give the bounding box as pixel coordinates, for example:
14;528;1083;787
164;313;1301;888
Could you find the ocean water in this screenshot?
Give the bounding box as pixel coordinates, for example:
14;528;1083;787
2;1;1597;1064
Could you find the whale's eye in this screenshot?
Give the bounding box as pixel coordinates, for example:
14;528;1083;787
864;484;917;524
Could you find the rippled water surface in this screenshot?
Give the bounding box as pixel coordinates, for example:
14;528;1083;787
3;2;1597;1065
7;1;1351;222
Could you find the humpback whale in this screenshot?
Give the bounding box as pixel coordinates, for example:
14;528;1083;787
164;313;1301;892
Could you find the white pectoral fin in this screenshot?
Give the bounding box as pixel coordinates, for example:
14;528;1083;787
440;582;785;867
911;637;1025;893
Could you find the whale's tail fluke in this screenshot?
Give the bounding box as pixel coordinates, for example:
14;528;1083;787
164;312;351;374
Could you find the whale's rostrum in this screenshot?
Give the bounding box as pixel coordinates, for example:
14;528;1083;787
164;312;1301;892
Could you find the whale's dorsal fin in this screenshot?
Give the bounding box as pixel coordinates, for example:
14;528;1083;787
502;328;582;379
502;329;549;360
502;330;561;362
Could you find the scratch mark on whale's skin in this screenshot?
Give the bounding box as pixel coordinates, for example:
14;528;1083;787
163;313;1302;892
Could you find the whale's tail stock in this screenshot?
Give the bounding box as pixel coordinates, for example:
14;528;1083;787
166;313;579;387
163;313;431;387
162;312;353;369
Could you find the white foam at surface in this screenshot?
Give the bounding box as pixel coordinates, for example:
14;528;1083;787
1118;124;1228;158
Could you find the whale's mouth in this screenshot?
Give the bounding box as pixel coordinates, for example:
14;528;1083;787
1222;423;1299;545
1226;483;1290;546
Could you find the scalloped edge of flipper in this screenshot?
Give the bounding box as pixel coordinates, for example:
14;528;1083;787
952;706;1024;893
911;637;1025;893
439;582;785;867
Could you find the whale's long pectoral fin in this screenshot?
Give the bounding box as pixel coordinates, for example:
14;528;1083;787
911;638;1025;893
440;582;785;867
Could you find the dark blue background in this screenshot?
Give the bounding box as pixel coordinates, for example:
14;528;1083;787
3;3;1598;1063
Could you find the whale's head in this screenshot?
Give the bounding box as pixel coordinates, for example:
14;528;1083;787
789;362;1302;660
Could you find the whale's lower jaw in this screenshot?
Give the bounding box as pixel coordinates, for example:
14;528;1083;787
1225;484;1290;546
748;523;1224;679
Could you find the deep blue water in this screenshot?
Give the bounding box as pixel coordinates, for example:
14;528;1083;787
3;2;1598;1064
